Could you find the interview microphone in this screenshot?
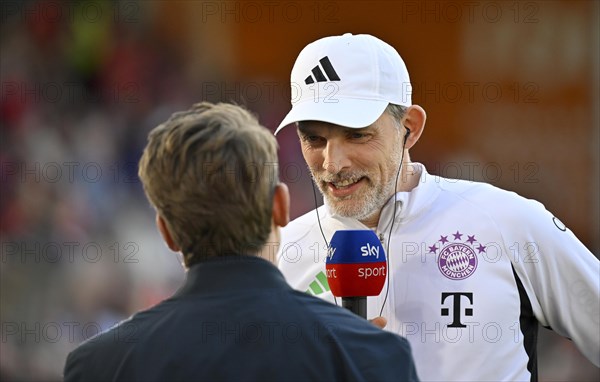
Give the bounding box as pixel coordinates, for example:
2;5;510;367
325;230;387;318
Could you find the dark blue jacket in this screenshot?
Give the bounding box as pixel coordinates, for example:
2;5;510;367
64;255;419;381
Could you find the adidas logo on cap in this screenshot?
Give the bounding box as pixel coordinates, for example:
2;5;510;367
304;56;341;84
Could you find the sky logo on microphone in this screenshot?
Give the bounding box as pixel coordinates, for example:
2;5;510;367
326;246;337;261
326;230;387;297
361;243;380;259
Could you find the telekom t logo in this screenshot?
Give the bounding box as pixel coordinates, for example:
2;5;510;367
441;292;474;328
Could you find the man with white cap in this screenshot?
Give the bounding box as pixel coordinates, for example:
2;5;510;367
275;33;599;381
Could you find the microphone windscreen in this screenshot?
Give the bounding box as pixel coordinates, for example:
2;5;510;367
325;230;387;297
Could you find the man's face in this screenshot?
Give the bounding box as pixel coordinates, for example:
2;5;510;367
297;112;403;223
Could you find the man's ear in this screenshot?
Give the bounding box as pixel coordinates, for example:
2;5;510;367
156;214;181;252
402;105;426;150
272;183;290;228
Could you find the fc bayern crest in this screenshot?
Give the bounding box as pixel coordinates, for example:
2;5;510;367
429;231;486;280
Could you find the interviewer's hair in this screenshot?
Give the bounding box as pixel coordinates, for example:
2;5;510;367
138;102;279;267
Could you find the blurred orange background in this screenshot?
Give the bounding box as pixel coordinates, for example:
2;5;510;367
1;1;598;380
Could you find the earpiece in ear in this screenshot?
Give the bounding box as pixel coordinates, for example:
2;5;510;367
403;128;411;144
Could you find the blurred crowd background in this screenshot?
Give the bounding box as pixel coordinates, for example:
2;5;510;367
1;1;598;380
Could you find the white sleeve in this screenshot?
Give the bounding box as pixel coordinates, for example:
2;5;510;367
506;200;600;366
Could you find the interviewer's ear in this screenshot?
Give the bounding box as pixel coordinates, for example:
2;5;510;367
402;105;426;149
272;183;290;228
156;214;181;252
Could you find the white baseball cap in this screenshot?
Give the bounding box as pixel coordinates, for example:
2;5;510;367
275;33;412;135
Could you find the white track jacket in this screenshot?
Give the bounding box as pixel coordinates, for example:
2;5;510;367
277;163;599;381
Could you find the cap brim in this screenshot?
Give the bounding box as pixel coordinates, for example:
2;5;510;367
274;98;389;135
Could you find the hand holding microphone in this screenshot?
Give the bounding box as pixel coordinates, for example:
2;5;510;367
325;230;387;319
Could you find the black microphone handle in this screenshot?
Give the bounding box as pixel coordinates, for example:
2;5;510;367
342;296;367;318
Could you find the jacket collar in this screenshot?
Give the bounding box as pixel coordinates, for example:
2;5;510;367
175;255;291;296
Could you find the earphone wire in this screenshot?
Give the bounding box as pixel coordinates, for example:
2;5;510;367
312;179;338;306
379;130;409;317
